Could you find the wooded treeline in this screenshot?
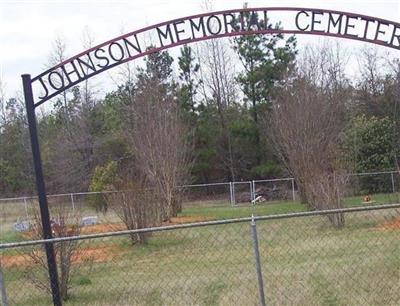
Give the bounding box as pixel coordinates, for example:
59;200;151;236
1;14;400;199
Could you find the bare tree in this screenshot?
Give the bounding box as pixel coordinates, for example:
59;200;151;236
194;0;239;181
357;47;383;95
80;26;97;107
125;78;192;221
197;37;238;180
25;202;82;301
388;57;400;172
105;180;159;244
47;35;70;110
44;34;98;193
299;41;350;90
355;47;386;116
269;44;350;228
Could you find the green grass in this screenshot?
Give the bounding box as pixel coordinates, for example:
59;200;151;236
180;200;306;219
1;194;400;305
182;192;400;221
0;193;397;245
344;192;400;207
0;229;24;244
0;192;397;245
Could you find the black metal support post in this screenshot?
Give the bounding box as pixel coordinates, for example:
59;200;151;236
22;74;62;306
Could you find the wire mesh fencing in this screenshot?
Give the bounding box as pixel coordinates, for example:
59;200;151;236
256;205;400;305
0;197;31;226
1;220;258;305
180;183;233;208
252;178;295;203
232;181;253;205
1;203;399;306
4;170;400;233
348;171;397;195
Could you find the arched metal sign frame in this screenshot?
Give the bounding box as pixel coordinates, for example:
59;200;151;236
21;7;400;305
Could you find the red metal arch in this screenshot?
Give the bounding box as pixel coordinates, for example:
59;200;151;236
29;7;400;107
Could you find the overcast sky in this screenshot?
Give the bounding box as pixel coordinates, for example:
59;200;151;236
1;0;399;99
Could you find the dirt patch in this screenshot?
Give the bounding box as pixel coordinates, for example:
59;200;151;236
166;215;210;224
1;254;34;268
378;218;400;230
3;215;208;268
1;244;125;268
80;215;210;234
21;216;210;238
81;223;126;234
72;245;125;264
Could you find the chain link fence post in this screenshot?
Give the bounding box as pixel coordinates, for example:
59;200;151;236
291;178;295;201
391;172;395;193
229;182;233;206
251;180;256;204
70;194;75;212
249;181;252;203
251;215;266;306
229;182;236;206
0;267;8;306
23;197;29;219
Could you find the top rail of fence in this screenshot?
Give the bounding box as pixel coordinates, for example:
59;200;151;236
233;181;252;185
253;178;294;183
347;170;399;176
1;169;399;203
1;202;400;250
180;182;231;188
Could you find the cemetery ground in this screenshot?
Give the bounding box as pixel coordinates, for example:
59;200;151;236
0;192;399;305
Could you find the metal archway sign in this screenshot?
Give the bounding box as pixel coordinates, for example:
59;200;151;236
21;7;400;305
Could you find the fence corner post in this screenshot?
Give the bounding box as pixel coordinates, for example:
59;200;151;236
391;172;395;193
230;182;236;206
23;197;29;219
251;180;256;204
291;178;295;201
251;215;266;306
70;194;75;211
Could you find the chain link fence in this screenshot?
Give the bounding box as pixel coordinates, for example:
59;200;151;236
253;178;296;203
1;203;399;305
180;183;233;208
2;171;400;248
345;171;399;198
2;171;400;221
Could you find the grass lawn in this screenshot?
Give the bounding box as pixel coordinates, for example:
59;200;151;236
1;196;399;305
181;200;306;219
182;191;400;220
1;191;399;243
